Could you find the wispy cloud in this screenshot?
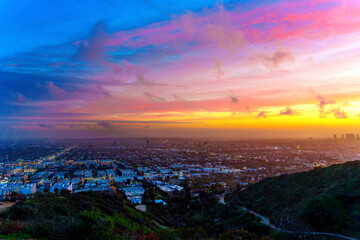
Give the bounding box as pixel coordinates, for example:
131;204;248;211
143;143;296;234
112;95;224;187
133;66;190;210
256;111;267;119
261;50;294;68
75;21;109;63
316;94;336;118
279;107;294;116
97;120;116;130
215;59;224;79
144;92;165;102
230;96;238;104
173;94;185;101
331;107;347;119
45;81;66;98
38;123;57;129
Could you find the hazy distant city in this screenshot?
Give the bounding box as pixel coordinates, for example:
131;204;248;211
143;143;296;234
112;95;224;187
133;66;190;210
1;137;359;204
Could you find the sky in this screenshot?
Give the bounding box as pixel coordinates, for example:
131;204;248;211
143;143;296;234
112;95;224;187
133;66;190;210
1;0;360;139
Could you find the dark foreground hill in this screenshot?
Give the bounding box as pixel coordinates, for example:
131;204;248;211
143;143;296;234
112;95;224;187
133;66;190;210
3;161;360;240
0;191;161;239
0;191;272;240
232;160;360;239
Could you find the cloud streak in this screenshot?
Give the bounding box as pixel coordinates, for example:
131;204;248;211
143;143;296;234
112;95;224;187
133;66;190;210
279;107;294;116
38;123;57;129
144;92;165;102
261;50;294;68
256;111;267;119
97;121;116;130
331;107;347;119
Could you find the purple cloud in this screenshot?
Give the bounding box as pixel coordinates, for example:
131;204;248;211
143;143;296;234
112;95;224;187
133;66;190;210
256;111;267;118
97;120;116;129
144;92;165;102
331;108;347;119
279;107;294;115
38;123;57;129
316;94;336;118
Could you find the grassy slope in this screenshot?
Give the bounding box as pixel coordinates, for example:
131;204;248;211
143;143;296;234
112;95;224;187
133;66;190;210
0;191;160;240
233;161;360;237
0;191;274;240
4;160;358;240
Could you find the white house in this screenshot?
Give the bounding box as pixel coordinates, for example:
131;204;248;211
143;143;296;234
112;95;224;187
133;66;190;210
50;181;73;194
21;183;37;195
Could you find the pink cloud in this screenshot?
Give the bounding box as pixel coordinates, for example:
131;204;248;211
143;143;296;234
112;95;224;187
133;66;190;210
46;82;66;98
100;0;360;51
19;0;360;129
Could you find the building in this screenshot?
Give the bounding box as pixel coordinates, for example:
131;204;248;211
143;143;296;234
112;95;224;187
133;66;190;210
155;199;167;205
121;185;144;204
158;184;183;194
50;181;73;194
0;183;37;198
217;195;226;204
113;176;128;183
21;183;37;195
0;183;11;198
120;169;137;179
346;133;355;141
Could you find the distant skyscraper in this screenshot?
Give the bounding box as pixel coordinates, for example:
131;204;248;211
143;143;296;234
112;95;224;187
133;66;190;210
334;134;337;140
357;134;360;141
341;134;345;140
146;139;150;146
346;133;355;141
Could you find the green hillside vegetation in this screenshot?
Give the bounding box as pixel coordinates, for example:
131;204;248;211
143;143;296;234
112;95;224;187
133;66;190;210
0;190;274;240
233;161;360;238
147;189;272;239
3;161;359;239
0;191;161;240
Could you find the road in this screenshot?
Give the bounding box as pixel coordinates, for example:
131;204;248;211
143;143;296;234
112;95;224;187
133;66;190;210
239;206;358;240
0;201;16;212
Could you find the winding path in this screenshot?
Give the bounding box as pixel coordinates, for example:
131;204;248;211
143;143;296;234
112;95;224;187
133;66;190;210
239;206;357;240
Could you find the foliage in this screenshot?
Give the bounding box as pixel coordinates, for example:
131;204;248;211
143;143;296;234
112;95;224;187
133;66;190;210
147;188;272;239
0;191;160;240
234;161;360;238
219;229;272;240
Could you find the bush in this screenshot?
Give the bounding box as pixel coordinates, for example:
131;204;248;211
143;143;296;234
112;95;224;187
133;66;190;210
0;220;23;235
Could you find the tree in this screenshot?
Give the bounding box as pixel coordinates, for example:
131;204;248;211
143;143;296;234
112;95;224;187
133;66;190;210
142;188;155;204
60;189;72;196
10;191;19;202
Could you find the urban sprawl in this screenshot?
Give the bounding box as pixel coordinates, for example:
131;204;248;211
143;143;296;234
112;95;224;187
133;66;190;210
0;137;359;205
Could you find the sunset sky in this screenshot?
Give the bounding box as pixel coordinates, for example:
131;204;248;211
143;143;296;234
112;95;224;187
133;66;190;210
1;0;360;138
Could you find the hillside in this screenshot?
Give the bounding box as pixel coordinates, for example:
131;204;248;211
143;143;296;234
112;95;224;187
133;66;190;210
2;161;359;240
232;161;360;238
146;190;272;239
0;191;161;240
0;191;273;240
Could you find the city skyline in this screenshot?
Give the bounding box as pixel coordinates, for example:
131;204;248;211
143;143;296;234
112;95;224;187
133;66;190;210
1;0;360;138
